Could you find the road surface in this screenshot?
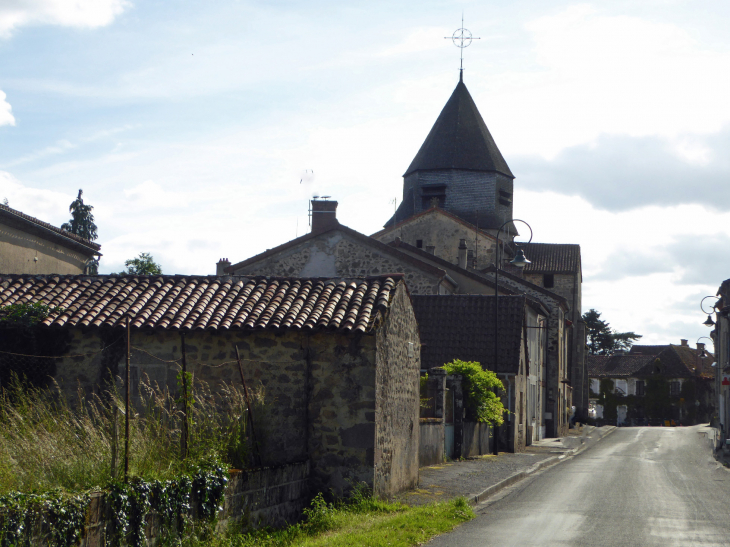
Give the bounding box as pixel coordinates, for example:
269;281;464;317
428;426;730;546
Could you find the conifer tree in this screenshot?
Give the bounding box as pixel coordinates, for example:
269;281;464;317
61;189;98;241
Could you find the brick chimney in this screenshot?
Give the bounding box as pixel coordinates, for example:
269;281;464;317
697;342;705;351
311;199;339;234
681;339;688;346
216;258;231;275
458;239;468;269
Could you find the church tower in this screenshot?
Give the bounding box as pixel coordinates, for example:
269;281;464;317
388;75;514;231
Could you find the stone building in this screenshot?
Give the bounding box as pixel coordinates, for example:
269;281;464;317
0;204;101;274
412;294;546;452
714;279;730;434
587;340;714;426
371;75;587;431
0;273;420;498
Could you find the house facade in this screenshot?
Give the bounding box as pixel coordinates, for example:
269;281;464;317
0;203;100;274
0;273;420;498
587;340;714;426
412;294;547;451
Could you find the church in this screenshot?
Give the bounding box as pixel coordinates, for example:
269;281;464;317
223;73;587;443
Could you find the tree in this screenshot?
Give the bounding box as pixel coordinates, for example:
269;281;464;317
583;309;642;355
61;189;98;241
442;359;506;425
120;252;162;275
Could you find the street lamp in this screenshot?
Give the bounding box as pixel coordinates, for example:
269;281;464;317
696;336;713;360
701;296;719;327
493;219;532;453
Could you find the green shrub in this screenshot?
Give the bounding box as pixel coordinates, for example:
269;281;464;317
442;360;505;425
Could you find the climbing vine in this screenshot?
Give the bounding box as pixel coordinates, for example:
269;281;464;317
0;462;227;547
0;490;90;547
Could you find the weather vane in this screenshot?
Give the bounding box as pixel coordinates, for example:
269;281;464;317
445;14;480;80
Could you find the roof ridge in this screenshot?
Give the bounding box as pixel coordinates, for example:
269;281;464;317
0;203;101;251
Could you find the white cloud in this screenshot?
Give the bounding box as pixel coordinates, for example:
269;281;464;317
0;0;130;38
0;91;14;126
479;5;730;158
0;171;74;225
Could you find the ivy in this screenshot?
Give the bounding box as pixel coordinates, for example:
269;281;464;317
108;461;227;546
0;462;227;547
0;490;89;547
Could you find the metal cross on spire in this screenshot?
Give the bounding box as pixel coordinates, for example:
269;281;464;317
445;14;480;81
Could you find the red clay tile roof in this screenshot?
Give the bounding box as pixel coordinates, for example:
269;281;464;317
412;294;526;374
0;274;400;333
520;243;580;274
588;345;715;380
0;204;101;253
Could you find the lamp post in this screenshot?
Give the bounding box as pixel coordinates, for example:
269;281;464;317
493;219;532;453
701;296;719;327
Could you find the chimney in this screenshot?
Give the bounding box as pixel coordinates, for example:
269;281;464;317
311;199;339;234
458;239;468;269
697;342;705;351
216;258;231;275
425;245;435;255
681;339;688;346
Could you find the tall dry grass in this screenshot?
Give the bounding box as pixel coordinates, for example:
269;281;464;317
0;375;264;495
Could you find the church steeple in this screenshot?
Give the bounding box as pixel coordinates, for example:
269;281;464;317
404;78;513;178
388;77;515;230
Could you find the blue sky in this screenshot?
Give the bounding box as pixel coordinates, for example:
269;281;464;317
2;0;730;345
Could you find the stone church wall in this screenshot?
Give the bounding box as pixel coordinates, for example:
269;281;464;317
374;211;498;271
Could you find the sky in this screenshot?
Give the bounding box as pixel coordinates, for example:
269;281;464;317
0;0;728;347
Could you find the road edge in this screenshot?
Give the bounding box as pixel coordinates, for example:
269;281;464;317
471;426;617;505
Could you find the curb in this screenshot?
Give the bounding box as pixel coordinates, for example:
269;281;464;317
471;426;617;505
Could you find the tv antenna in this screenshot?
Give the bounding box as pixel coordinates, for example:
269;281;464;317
445;14;480;80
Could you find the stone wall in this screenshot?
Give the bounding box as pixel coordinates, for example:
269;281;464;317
462;422;492;458
374;210;498;271
81;461;310;546
46;312;417;497
0;221;91;274
419;419;443;467
373;282;421;497
232;230;443;295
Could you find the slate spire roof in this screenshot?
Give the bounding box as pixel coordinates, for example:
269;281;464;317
403;78;513;178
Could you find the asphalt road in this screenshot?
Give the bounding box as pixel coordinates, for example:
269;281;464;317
428;426;730;547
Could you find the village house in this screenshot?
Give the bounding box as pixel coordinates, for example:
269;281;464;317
412;294;547;452
587;340;714;426
714;279;730;437
0;203;101;275
0;273;420;498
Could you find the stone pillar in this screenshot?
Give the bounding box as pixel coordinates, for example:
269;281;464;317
447;374;463;459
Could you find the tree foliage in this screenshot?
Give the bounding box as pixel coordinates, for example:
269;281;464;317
60;189;98;242
121;252;162;275
442;360;505;425
583;309;642;355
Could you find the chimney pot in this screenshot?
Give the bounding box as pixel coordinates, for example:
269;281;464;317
681;339;688;346
697;342;705;350
216;258;231;276
311;199;339;234
458;239;468;269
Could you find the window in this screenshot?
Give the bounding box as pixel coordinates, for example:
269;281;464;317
636;380;645;397
615;380;627;396
544;274;554;288
416;240;423;249
670;381;681;397
421;185;446;209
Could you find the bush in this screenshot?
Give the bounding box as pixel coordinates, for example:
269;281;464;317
442;360;505;425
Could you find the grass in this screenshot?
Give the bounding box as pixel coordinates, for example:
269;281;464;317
0;375;264;494
207;490;475;547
